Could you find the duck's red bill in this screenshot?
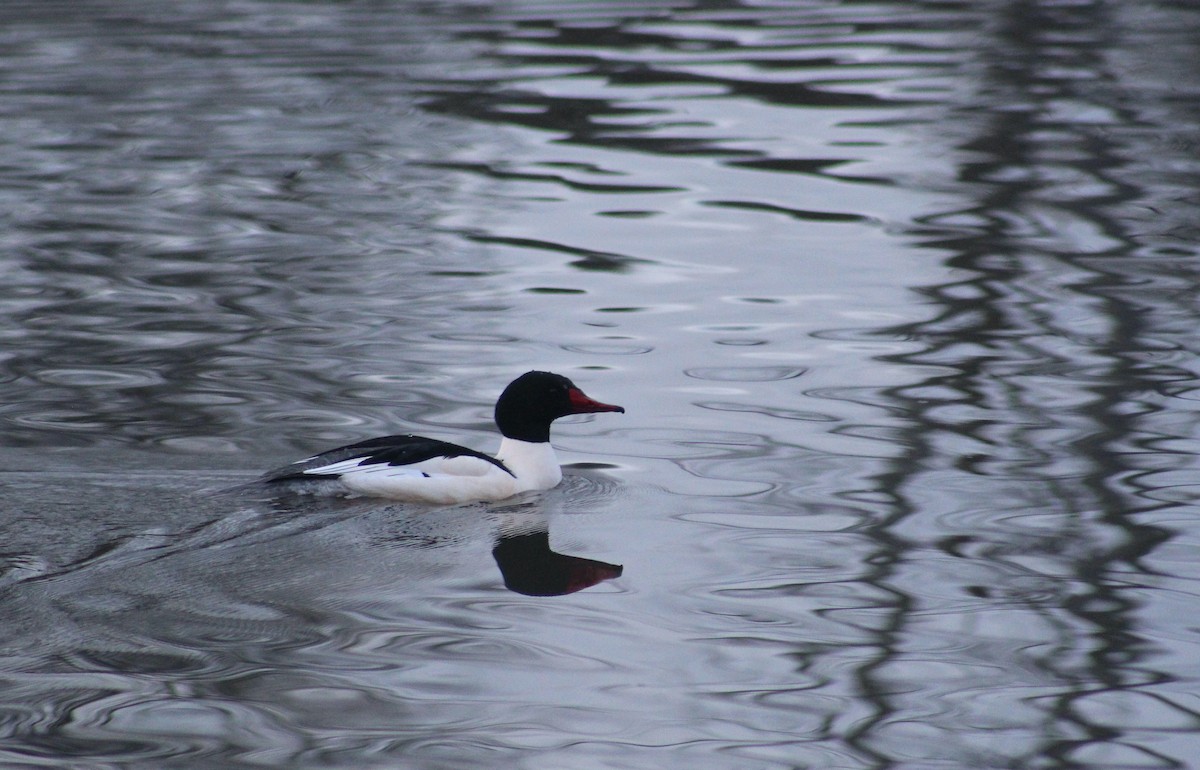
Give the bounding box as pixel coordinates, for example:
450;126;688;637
568;388;625;414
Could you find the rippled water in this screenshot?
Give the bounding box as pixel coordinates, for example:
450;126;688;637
3;1;1200;767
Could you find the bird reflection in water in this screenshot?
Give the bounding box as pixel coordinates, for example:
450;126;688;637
492;528;623;596
243;478;625;597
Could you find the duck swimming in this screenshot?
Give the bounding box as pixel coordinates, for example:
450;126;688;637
261;371;624;504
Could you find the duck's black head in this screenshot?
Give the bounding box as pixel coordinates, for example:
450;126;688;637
494;371;624;443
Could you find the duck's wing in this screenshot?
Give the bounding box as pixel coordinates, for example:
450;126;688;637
263;434;513;483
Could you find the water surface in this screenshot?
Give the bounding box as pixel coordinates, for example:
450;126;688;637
2;1;1200;768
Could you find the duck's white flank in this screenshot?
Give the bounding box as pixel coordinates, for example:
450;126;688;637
307;438;562;504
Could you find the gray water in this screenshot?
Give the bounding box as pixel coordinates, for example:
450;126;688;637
2;1;1200;768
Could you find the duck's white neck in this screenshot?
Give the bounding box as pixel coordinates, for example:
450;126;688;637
495;437;562;492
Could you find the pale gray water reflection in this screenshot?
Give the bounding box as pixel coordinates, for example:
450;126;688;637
2;0;1200;768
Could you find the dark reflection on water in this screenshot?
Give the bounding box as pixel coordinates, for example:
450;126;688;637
492;516;624;596
857;2;1200;766
2;0;1200;768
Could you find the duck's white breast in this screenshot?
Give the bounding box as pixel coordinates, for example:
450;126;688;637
494;438;563;492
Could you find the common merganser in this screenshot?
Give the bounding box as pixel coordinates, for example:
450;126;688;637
262;371;624;503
